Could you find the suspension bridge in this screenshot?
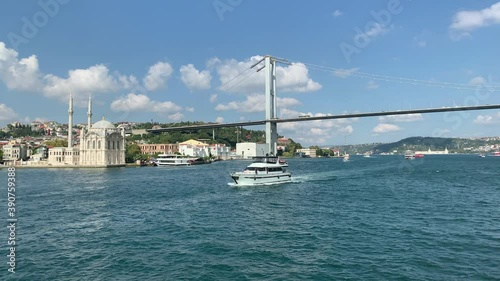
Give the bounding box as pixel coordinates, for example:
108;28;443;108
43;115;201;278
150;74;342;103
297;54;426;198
148;55;500;154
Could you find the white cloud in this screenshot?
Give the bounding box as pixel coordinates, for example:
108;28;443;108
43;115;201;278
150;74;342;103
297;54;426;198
278;97;302;108
434;129;451;136
210;94;218;103
0;41;145;104
372;123;401;133
215;117;224;123
0;42;42;91
333;68;359;78
23;117;48;124
110;93;182;113
43;64;126;102
413;31;430;48
215;95;264;113
143;61;173;91
180;64;211;90
215;95;301;113
185;107;195;112
310;128;326;136
333;9;343;17
168;112;184;121
379;114;423;123
279;109;358;133
339;125;353;135
278;110;358;144
364;22;390;38
118;75;139;90
450;2;500;38
469;76;487;85
211;55;321;94
366;80;379;90
474;112;500;124
0;103;18;122
0;42;176;103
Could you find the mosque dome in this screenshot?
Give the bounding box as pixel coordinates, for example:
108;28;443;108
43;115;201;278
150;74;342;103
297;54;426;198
92;118;115;129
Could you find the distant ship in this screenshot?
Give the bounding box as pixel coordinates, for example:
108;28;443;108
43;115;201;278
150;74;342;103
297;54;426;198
492;152;500;157
343;154;350;162
404;150;415;160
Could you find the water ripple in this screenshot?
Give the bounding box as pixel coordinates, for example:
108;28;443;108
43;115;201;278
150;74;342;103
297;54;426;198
1;156;499;280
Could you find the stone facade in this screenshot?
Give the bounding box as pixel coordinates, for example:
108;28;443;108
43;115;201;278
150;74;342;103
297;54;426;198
46;95;126;167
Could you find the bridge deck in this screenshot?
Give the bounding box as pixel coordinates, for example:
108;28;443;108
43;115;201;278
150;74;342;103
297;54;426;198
147;104;500;133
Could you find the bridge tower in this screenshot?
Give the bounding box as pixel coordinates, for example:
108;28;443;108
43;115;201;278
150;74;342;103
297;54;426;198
264;56;278;155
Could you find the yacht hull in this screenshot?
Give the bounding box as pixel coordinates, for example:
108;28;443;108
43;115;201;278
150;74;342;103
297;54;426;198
230;172;292;185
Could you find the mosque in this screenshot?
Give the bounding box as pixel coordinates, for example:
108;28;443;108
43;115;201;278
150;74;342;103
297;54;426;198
47;95;126;167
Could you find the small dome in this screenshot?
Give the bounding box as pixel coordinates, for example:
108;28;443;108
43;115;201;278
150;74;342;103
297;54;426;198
92;118;115;129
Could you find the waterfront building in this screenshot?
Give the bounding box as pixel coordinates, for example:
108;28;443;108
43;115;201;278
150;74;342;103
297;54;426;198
2;143;30;163
296;148;317;158
46;95;126;167
277;137;290;152
178;139;210;157
235;142;269;159
139;143;179;155
208;143;231;160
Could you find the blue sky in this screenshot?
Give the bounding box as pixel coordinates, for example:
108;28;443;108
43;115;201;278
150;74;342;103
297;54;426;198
1;0;500;146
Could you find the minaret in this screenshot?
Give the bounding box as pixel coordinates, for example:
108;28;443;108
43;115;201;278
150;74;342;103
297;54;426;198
87;95;92;129
68;94;73;148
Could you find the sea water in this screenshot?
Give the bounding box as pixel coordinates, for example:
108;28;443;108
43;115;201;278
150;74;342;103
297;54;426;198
0;155;499;280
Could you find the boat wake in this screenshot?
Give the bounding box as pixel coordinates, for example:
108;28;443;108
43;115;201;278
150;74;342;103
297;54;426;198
290;171;339;184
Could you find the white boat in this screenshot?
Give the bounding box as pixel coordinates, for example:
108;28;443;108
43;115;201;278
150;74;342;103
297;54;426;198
404;154;415;160
230;156;292;185
278;158;289;167
363;152;371;158
155;154;195;166
343;154;350;162
404;150;415;160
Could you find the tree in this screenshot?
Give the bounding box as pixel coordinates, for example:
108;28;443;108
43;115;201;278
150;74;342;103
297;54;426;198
284;139;302;156
0;149;3;161
125;143;142;163
45;139;68;147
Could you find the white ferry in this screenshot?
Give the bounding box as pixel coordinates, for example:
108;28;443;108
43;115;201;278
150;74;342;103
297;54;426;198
155;154;195;166
230;156;292;185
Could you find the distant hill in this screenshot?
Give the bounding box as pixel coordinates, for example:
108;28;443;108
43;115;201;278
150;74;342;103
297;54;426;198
373;137;455;153
328;136;499;154
371;136;496;154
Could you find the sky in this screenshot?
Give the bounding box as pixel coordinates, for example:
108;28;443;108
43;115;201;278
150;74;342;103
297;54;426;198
1;0;500;146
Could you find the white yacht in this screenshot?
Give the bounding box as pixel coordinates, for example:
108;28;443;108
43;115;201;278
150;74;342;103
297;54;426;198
155;154;195;166
230;156;292;185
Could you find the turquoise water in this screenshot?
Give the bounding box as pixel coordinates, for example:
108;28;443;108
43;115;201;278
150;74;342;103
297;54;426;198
1;155;499;280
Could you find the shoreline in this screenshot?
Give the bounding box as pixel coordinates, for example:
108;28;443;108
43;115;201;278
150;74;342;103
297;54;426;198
0;164;132;169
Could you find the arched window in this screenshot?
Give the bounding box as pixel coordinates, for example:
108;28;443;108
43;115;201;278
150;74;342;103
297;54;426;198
117;142;120;150
87;140;90;149
98;141;101;149
93;140;95;149
108;141;110;149
112;141;115;150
